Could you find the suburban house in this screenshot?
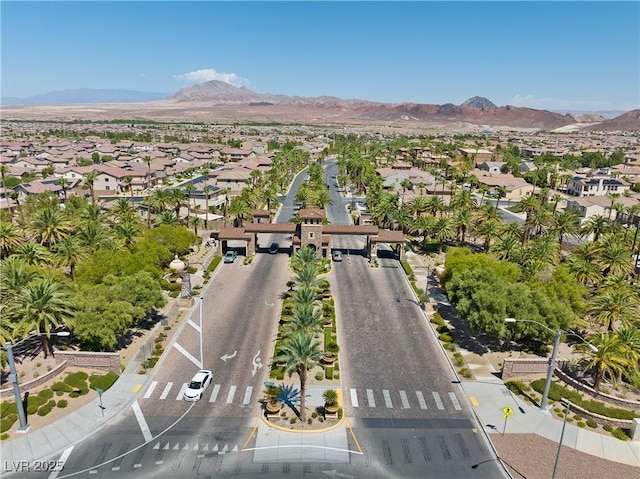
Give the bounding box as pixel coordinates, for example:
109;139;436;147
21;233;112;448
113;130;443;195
376;164;435;191
457;148;494;165
478;161;505;173
220;147;255;162
565;195;640;223
566;175;630;197
215;167;254;192
13;178;80;203
11;156;51;173
471;170;534;200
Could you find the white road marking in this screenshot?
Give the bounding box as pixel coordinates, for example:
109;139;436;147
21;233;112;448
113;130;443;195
143;381;158;399
187;319;201;332
176;383;188;401
159;382;173;400
172;342;202;368
350;388;359;407
366;389;376;407
131;400;153;442
433;391;444;410
449;392;462;410
209;384;221;402
416;391;428;409
226;385;236;403
383;390;393;408
399;390;410;409
242;386;253;405
155;461;163;465
47;446;74;479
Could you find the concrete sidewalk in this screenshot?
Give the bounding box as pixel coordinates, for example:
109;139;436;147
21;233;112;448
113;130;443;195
405;250;640;468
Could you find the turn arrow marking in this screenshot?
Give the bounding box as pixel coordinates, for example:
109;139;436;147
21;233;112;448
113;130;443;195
220;351;237;362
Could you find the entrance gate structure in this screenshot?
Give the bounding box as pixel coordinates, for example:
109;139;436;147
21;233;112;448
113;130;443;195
215;209;405;260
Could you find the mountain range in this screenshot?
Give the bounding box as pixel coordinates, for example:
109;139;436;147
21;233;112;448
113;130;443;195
2;81;638;131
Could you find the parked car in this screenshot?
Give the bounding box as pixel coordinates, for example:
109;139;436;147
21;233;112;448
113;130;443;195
332;250;343;262
268;242;279;254
183;369;213;401
224;251;237;263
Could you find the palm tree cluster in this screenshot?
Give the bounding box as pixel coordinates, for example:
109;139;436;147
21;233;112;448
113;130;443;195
292;163;334;213
274;247;327;421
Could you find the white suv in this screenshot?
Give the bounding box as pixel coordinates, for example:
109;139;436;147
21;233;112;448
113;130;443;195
183;370;213;401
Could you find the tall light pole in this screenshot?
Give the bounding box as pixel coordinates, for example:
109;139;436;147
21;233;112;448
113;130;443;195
2;332;71;432
504;318;597;411
552;399;571;479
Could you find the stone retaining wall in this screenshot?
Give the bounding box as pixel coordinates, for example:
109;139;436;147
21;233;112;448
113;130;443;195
562;400;635;430
501;358;568;380
556;368;640;413
0;361;68;400
55;351;120;373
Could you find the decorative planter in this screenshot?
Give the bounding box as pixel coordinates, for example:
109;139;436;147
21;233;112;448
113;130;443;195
266;402;282;414
322;355;336;365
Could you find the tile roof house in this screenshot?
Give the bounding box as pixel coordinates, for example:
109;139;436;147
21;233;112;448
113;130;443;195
471;170;534;200
566;175;630;197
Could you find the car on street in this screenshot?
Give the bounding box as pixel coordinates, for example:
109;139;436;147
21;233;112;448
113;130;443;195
183;369;213;401
268;242;279;254
332;250;343;262
224;251;237;263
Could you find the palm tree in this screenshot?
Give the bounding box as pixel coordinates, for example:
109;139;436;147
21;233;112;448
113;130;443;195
26;206;73;247
11;241;52;266
566;255;602;286
549;208;581;254
433;217;455;253
167;188;187;223
201;166;211;229
291;246;318;272
294;264;322;290
53;236;87;279
588;288;639;331
425;195;444;217
228;196;251;227
114;215;143;246
184;183;195;227
290;286;321;307
287;304;323;335
452;208;473;245
7;277;75;358
274;331;323;421
84;171;98;204
400;178;411;205
477;184;490;209
476;219;501;252
77;222;111;252
596;234;634;277
494;186;507;210
154;210;180;227
0;257;36;304
577;332;635;390
0;221;23;258
110;197;136;221
122;176;133;198
190;216;203;237
0;164;9;201
616;325;640;364
57;177;69;202
492;235;519;261
581;215;610;242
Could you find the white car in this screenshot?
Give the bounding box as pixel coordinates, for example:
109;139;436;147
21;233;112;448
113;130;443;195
183;370;213;401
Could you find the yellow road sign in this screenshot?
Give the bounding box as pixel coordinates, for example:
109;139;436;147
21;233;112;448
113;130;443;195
502;406;513;418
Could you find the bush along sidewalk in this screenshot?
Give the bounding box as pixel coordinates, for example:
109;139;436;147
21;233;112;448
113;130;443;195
0;370;119;440
506;379;638;441
429;312;474;379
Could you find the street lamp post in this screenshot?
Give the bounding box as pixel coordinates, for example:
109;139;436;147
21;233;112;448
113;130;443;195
552;399;571;479
2;332;71;432
504;318;596;412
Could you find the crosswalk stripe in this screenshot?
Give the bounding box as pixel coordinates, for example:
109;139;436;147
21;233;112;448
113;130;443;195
399;390;410;409
226;385;236;404
449;392;462;410
242;386;253;405
366;389;376;407
159;382;173;400
350;388;359;407
144;381;158;399
383;389;393;408
416;391;427;409
176;383;187;401
209;384;221;402
432;391;444;410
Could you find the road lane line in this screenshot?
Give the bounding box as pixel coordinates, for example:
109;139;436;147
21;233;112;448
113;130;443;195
176;383;187;401
242;386;253;405
241;424;259;451
366;389;376;407
47;446;74;479
416;391;428;409
131;400;153;442
399;390;410;409
470;396;479;407
432;392;444;410
132;384;142;394
172;342;202;369
226;385;237;404
349;388;359;407
143;381;158;399
159;382;173;400
383;390;393;408
209;384;221;402
187;319;201;332
449;392;462;410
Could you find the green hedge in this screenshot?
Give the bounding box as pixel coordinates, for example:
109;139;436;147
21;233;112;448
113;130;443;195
430;313;446;327
530;379;639;420
207;256;222;272
612;428;630;441
64;371;89;388
0;402;17;418
325;367;334;380
57;400;68;408
51;382;73;393
401;261;413;276
37;389;54;400
0;414;17;433
89;372;119;391
438;333;453;343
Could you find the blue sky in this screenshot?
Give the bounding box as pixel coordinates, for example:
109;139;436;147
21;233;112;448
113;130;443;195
2;1;638;111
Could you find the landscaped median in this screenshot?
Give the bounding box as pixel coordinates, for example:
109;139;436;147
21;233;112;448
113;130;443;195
264;246;343;430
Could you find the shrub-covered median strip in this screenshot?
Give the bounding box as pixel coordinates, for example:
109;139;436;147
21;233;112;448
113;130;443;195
0;370;118;440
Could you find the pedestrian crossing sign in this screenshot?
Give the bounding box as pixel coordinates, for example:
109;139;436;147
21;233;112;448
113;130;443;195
502;406;513;418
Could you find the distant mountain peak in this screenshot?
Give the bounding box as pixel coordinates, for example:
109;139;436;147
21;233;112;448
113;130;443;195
461;96;496;108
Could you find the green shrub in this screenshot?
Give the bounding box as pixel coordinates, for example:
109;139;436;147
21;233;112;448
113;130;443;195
577;421;586;428
567;417;574;423
289;417;297;424
0;433;9;440
438;333;453;343
612;428;629;441
437;325;450;334
0;402;17;418
586;420;597;428
453;353;465;367
401;261;413;276
37;389;54;400
64;371;89;388
51;381;73;393
579;399;638;420
531;379;582;404
458;368;473;379
430;313;446;327
337;408;343;419
0;414;17;433
505;380;530;395
603;424;613;432
443;342;457;351
325;367;334;380
57;400;68;408
37;404;53;416
89;372;119;391
573;414;582;421
315;371;324;381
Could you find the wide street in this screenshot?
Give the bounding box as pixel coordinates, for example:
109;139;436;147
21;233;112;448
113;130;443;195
8;161;503;478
